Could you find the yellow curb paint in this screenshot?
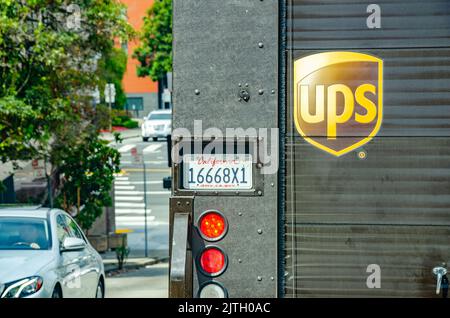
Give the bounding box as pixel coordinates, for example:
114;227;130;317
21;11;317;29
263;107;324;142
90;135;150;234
116;229;134;234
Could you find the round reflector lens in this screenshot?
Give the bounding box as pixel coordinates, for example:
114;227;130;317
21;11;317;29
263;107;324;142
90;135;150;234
199;283;227;298
199;247;226;275
199;211;227;241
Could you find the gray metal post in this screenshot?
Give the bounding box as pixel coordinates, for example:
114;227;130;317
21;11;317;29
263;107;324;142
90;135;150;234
143;161;149;258
44;158;53;208
109;85;112;132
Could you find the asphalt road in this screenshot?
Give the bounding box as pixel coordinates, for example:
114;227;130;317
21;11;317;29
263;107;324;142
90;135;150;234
105;262;169;298
109;136;171;259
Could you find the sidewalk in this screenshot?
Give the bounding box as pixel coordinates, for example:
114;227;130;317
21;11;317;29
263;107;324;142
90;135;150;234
101;251;166;274
100;128;141;143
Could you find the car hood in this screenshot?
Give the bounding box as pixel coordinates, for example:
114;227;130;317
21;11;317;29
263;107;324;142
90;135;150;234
145;120;170;126
0;250;54;284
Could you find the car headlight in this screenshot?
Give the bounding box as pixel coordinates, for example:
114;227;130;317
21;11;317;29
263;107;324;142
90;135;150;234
1;276;43;298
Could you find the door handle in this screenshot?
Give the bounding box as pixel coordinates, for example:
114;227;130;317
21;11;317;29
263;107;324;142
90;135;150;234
169;197;193;298
432;265;447;295
169;212;191;298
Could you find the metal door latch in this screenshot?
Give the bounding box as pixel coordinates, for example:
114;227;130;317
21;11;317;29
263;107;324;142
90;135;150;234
432;265;448;297
238;89;250;102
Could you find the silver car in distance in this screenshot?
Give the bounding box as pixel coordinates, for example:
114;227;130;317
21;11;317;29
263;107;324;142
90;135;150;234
141;109;172;142
0;207;105;298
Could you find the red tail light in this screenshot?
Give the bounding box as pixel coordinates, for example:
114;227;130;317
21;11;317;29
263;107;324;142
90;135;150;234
199;247;227;276
198;211;227;241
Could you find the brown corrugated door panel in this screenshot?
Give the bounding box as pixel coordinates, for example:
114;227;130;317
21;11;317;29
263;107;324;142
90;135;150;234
285;0;450;297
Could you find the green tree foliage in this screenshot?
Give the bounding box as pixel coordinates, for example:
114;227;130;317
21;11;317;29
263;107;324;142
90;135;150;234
134;0;172;81
97;47;127;109
56;137;121;232
0;0;133;230
0;0;133;163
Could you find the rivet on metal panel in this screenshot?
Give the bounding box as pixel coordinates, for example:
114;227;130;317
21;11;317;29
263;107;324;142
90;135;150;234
258;42;264;48
257;163;263;169
177;201;181;206
271;89;275;94
270;277;274;281
194;89;200;95
257;190;263;196
245;83;249;87
235;191;239;195
270;183;274;187
238;83;242;87
238;212;242;216
238;259;242;263
258;89;264;95
257;276;262;281
257;229;263;234
186;201;190;206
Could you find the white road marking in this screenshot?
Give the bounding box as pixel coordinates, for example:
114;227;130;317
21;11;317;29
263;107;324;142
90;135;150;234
116;220;167;227
115;196;144;202
118;144;136;153
115;209;152;215
114;190;141;195
115;177;129;181
114;181;131;185
116;216;156;223
114;186;135;190
115;202;146;208
143;144;162;153
123;181;161;185
120;161;167;165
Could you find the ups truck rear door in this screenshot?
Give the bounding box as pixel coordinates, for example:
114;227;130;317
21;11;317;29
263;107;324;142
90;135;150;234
284;0;450;297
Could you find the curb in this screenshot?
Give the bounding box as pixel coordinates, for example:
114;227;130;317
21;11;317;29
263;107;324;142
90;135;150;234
101;133;141;143
104;257;169;274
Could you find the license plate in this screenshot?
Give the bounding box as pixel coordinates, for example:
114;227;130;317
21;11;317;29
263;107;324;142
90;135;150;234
183;154;253;190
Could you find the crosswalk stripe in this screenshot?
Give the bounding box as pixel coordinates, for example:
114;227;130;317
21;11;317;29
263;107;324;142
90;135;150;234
147;191;171;195
114;181;131;185
143;144;162;153
115;196;144;202
115;202;145;208
115;177;129;181
114;190;141;195
115;208;152;214
117;221;168;227
122;181;161;185
120;160;167;165
116;216;156;222
118;144;136;153
114;186;135;190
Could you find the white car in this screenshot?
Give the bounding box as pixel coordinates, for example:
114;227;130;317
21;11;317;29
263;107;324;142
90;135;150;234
141;109;172;142
0;206;105;298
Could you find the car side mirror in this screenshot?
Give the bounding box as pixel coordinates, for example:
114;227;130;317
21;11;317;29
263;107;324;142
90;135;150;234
61;237;86;252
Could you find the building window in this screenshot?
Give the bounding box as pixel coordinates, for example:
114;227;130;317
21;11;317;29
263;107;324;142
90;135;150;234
126;97;144;115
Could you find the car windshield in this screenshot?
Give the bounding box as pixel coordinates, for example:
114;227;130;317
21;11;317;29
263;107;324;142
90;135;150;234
148;113;171;120
0;217;50;250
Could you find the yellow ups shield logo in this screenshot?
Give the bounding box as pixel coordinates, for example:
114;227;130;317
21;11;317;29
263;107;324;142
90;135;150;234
294;52;383;156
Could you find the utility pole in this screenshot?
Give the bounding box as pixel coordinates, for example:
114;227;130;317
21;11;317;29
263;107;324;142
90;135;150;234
44;158;53;208
131;146;149;258
105;83;116;132
143;161;148;258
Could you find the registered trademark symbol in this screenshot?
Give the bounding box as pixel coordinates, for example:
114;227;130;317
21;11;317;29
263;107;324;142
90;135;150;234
357;150;367;160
